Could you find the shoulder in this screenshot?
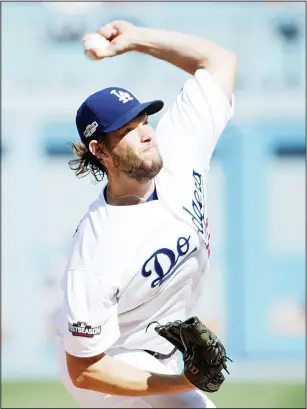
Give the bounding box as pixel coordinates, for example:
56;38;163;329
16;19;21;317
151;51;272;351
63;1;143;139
180;68;234;107
76;189;107;234
69;192;109;271
156;68;234;132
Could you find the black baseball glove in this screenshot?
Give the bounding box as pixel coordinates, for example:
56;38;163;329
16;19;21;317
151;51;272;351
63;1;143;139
147;316;232;393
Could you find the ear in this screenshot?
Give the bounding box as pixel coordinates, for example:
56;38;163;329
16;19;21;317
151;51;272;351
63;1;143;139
88;140;109;162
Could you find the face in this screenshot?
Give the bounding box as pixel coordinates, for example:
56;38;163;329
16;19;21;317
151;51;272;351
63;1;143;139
103;113;163;183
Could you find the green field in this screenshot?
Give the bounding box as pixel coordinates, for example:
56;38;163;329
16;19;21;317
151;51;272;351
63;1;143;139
1;380;305;408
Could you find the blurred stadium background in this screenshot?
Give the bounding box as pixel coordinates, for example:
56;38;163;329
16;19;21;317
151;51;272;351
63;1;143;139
1;1;305;408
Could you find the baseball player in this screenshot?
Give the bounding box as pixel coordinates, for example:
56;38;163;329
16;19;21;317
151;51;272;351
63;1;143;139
55;20;237;408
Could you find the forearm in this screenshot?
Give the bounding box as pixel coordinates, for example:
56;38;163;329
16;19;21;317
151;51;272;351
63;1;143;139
133;27;233;75
70;353;193;396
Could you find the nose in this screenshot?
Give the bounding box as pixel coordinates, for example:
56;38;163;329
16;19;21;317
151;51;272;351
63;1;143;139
139;124;153;143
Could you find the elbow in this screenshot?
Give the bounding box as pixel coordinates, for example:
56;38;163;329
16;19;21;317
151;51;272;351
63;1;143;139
66;350;106;391
69;370;88;389
66;351;90;390
226;50;238;67
226;51;239;84
223;49;238;72
217;49;238;69
68;368;86;389
225;49;237;59
197;49;238;73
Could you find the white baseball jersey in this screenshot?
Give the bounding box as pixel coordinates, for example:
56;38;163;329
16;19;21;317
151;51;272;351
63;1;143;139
55;69;234;359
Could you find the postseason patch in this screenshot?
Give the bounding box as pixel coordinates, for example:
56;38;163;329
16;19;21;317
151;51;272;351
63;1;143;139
69;321;101;338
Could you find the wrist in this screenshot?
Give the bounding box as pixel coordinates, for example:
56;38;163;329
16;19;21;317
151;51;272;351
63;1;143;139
176;373;195;392
130;27;156;52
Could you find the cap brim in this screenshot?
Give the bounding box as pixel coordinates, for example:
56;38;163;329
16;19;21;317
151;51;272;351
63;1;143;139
103;100;164;133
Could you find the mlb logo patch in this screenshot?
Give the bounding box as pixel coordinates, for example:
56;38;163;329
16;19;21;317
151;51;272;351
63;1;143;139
69;321;101;338
83;121;98;138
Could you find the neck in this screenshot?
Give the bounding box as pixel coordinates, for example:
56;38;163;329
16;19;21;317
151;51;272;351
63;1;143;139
106;174;155;206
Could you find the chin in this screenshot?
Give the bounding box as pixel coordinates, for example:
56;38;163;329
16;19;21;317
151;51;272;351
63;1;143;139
146;156;162;168
144;148;160;160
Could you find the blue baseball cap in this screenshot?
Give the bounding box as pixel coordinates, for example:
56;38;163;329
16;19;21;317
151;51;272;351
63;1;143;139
76;87;164;145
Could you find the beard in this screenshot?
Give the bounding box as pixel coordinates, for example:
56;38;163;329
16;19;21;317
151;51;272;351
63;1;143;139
111;145;163;183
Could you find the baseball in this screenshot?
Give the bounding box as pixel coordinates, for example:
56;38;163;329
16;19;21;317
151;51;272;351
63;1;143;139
82;33;110;60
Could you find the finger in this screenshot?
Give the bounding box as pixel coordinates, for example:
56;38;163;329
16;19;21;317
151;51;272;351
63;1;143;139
84;49;105;60
112;20;135;31
98;23;118;40
88;45;118;59
86;48;113;60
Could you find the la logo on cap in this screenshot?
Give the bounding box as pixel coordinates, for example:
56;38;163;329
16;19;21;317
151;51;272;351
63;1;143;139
110;89;134;104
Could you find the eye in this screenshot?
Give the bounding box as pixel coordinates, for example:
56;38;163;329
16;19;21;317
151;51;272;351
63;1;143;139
121;127;133;136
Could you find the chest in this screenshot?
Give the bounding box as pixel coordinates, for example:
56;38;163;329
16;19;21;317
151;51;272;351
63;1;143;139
109;206;207;313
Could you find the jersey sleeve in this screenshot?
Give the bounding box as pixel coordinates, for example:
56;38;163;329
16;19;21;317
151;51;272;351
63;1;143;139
62;268;119;358
156;69;234;172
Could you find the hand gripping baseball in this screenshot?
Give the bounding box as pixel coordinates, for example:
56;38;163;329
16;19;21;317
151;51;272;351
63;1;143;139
147;317;232;393
85;20;139;60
